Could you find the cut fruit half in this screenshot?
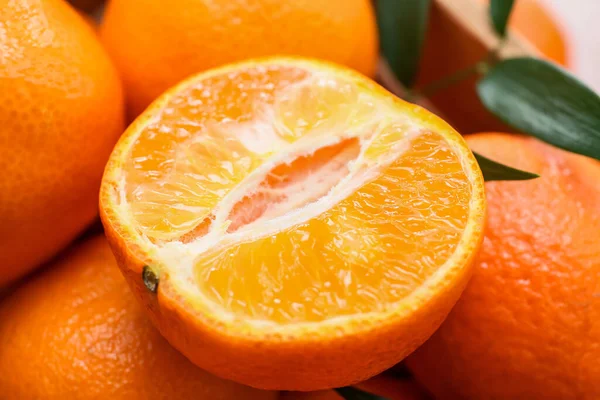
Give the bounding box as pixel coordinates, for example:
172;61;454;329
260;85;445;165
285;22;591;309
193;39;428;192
100;57;486;391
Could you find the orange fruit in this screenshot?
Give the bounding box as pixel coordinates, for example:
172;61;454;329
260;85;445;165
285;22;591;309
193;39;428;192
99;57;486;390
0;235;277;400
476;0;568;65
509;0;568;65
407;133;600;400
100;0;378;118
281;374;431;400
0;0;124;287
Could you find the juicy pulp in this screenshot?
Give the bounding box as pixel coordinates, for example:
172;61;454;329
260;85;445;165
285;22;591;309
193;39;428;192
119;64;473;324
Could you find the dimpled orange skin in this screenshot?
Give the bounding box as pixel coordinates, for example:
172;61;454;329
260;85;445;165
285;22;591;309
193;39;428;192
100;57;486;391
0;236;277;400
0;0;124;287
100;0;378;117
407;133;600;400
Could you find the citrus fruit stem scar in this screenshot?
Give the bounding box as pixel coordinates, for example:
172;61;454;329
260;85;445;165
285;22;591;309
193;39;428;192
142;266;159;293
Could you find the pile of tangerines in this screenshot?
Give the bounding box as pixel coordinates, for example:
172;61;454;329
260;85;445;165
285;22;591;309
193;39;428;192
0;1;597;399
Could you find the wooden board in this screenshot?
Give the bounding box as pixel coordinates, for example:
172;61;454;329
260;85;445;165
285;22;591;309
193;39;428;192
413;0;542;134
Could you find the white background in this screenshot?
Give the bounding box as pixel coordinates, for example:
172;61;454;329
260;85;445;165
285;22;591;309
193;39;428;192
544;0;600;91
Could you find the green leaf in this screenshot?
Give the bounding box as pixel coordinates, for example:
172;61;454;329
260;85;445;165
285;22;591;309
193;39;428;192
335;387;389;400
478;57;600;161
474;151;539;181
490;0;515;37
377;0;431;87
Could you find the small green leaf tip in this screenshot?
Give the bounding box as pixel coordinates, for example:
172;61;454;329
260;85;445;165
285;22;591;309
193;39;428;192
490;0;516;37
377;0;431;87
474;151;539;182
335;386;389;400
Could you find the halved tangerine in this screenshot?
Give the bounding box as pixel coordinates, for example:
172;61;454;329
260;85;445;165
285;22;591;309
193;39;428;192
100;57;486;391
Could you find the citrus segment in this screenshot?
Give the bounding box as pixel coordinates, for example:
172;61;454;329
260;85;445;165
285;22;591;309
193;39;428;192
195;130;472;324
100;57;485;390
